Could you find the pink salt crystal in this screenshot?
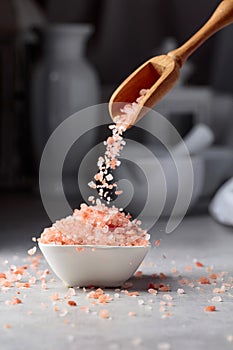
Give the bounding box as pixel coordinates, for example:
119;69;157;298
88;181;96;189
115;190;123;195
135;270;143;278
148;288;158;296
29;276;36;284
99;309;110;319
51;292;59;301
39;201;149;247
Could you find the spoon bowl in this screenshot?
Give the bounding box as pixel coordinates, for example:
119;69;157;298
110;55;179;126
39;242;150;287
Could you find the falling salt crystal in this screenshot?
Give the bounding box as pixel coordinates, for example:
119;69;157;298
106;174;113;181
138;299;145;306
88;181;96;189
114;293;120;298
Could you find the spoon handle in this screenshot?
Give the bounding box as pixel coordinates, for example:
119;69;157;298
167;0;233;67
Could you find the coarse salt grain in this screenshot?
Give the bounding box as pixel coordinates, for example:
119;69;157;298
204;305;216;312
177;288;185;294
27;246;37;256
148;288;158;296
68;300;77;306
195;261;204;268
99;309;110;319
135;270;143;278
211;296;222;302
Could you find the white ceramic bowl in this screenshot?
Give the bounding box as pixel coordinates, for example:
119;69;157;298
39;242;150;287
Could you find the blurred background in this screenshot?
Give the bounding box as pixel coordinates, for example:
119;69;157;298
0;0;233;247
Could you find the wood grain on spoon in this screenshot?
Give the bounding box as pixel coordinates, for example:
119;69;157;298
109;0;233;127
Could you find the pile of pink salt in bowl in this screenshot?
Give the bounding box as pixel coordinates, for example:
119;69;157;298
39;200;150;246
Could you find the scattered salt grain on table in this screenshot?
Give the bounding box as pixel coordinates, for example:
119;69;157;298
177;288;185;294
211;296;222;302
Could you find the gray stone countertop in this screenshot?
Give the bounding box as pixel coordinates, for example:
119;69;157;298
1;200;233;350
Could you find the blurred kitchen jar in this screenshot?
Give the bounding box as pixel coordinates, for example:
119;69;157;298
31;24;100;163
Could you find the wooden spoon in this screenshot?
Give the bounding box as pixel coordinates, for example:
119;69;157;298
109;0;233;127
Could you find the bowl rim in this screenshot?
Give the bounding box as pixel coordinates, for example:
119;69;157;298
38;242;151;249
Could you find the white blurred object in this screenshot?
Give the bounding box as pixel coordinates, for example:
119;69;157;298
172;123;214;156
209;178;233;226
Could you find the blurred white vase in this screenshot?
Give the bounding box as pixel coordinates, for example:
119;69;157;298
31;23;100;164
